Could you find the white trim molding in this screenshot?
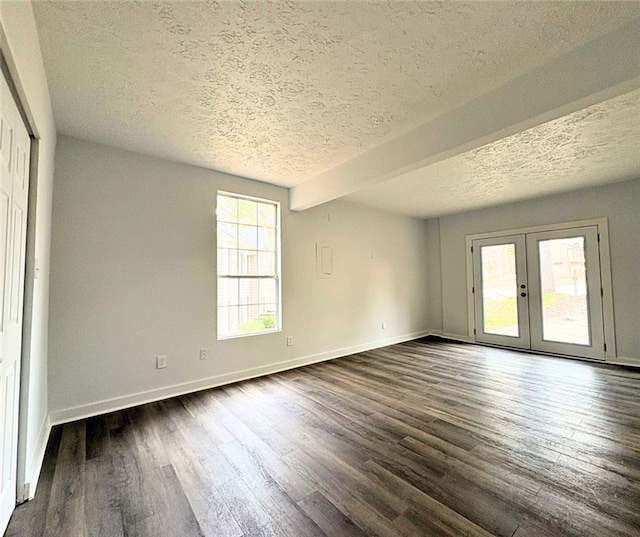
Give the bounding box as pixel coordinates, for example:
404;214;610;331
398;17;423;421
49;330;430;425
608;356;640;368
430;333;640;369
441;332;474;344
18;415;51;502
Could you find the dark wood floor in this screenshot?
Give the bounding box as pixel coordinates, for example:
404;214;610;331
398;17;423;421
6;339;640;537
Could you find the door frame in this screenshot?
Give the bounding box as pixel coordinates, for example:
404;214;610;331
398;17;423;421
465;218;617;361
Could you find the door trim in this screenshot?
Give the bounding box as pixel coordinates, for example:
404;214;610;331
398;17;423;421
465;218;616;361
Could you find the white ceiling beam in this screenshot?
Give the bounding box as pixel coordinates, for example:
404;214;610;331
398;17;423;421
290;19;640;211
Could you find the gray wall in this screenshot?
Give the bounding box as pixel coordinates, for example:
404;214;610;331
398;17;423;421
49;135;431;419
425;218;443;332
431;177;640;362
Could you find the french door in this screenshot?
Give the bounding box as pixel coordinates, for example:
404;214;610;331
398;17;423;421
472;226;605;360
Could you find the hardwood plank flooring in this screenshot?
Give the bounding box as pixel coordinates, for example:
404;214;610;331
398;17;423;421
6;339;640;536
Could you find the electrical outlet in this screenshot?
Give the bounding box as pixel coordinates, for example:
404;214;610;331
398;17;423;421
286;336;294;346
381;321;386;330
156;355;167;369
199;348;208;361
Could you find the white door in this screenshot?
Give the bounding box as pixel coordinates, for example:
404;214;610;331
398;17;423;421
473;235;530;349
0;69;30;532
472;226;605;360
526;226;604;360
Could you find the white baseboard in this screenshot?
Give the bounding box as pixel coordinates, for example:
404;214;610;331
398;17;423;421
49;330;431;426
440;332;475;343
19;415;51;501
434;333;640;369
608;356;640;368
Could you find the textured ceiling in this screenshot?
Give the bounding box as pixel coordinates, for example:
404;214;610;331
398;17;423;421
33;1;640;188
348;88;640;218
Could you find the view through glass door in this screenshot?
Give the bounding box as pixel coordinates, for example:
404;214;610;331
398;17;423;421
472;226;605;360
472;235;530;350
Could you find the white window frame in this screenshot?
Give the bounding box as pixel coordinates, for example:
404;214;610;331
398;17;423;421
216;191;282;340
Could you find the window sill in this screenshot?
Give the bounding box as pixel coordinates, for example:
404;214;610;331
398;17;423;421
217;328;282;341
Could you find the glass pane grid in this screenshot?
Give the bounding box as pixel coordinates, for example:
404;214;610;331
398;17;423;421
217;196;278;227
218;218;276;229
218;214;275;221
217;194;280;338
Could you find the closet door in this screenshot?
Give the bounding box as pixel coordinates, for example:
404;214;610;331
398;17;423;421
0;69;30;533
526;226;605;360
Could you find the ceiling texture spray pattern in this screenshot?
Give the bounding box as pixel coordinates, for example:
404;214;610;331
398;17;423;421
349;88;640;217
34;1;640;196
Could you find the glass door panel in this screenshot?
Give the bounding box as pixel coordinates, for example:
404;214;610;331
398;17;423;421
472;235;530;349
537;236;590;345
480;244;519;337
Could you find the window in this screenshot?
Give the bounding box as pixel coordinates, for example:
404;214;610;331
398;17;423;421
216;192;281;339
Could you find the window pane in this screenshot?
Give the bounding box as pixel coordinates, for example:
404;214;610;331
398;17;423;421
218;223;237;249
218;278;239;306
539;237;590;345
239;224;258;249
217;248;238;276
238;199;257;225
238;250;259;276
217;196;237;222
481;244;519;337
218;306;239;338
258;252;275;275
259;304;277;329
260;303;277;315
239;303;260;326
237;304;276;333
259;279;277;304
239;278;260;306
258;203;276;228
258;227;276;251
